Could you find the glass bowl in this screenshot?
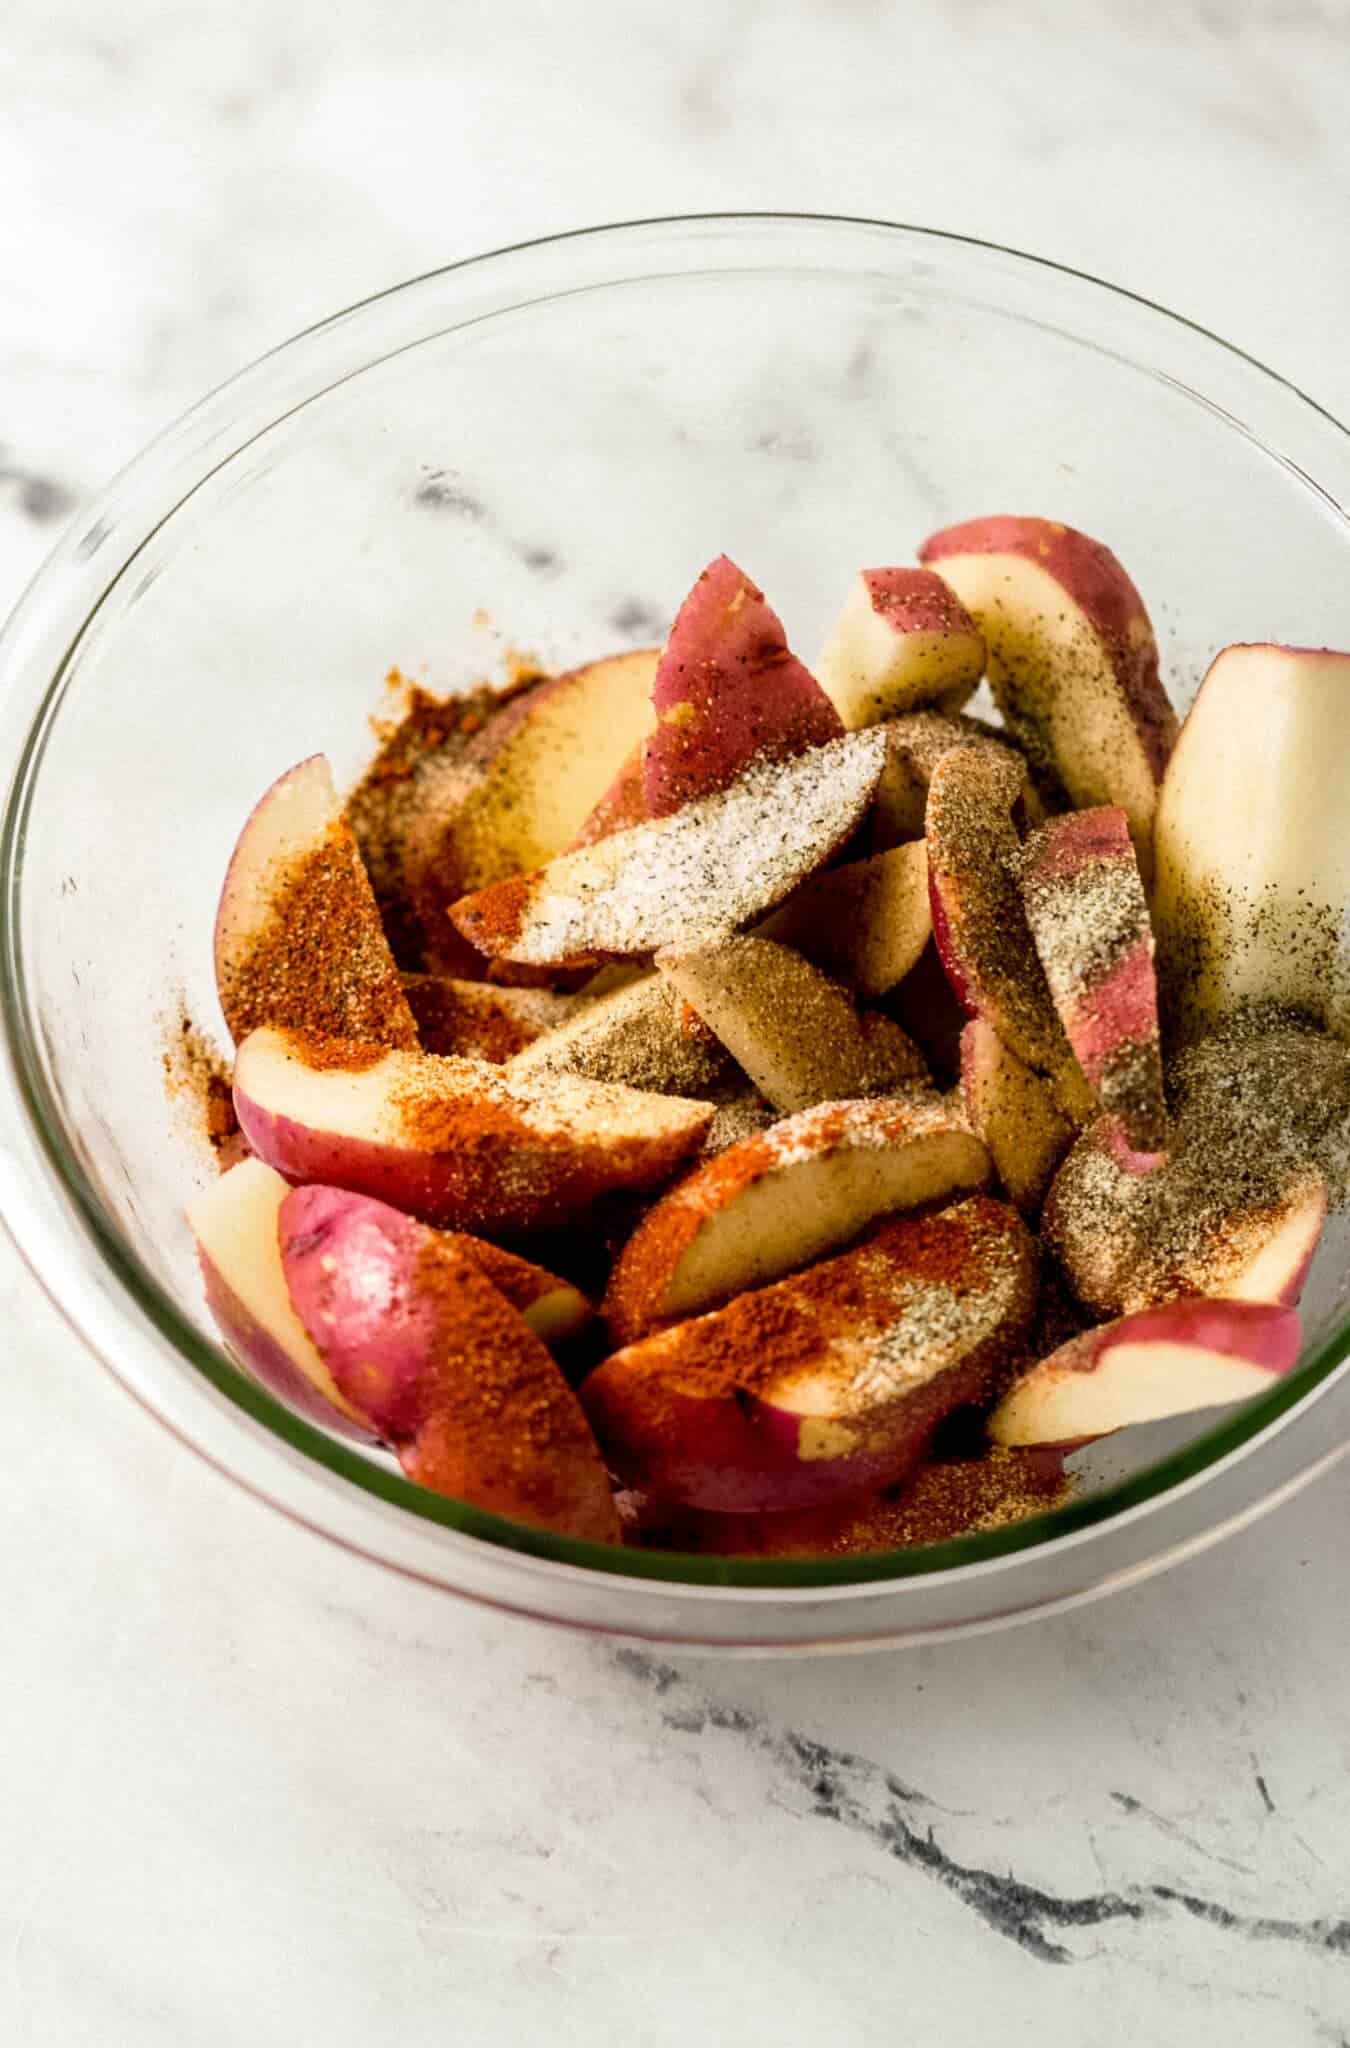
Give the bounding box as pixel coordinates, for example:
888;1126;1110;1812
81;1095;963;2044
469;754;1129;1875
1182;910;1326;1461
3;213;1350;1653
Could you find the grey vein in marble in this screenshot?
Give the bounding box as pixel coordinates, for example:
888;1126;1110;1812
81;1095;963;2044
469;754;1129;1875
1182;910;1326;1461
414;468;489;519
413;464;565;579
608;595;667;640
614;1649;1350;1971
0;450;75;525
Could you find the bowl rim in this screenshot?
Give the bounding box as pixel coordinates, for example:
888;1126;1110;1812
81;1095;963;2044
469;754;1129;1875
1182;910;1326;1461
3;208;1350;1617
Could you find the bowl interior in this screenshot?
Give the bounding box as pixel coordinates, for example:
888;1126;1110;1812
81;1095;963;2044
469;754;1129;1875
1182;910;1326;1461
7;218;1350;1610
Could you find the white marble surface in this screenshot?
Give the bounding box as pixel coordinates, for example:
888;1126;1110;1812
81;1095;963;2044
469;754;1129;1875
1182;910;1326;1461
5;1;1350;2041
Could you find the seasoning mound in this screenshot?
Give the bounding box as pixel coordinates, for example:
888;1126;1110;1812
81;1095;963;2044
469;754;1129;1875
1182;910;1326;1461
448;729;888;964
230;1024;714;1234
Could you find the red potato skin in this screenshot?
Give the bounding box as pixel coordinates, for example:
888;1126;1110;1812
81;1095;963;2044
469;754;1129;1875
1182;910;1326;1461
232;1093;469;1225
1022;807;1165;1145
1023;803;1128;882
642;555;843;816
232;1055;710;1234
1097;1114;1167;1178
279;1185;619;1541
197;1246;374;1442
918;515;1174;784
233;1094;680;1235
862;567;981;639
582;1339;1010;1513
279;1186;446;1438
994;1298;1302;1449
1071;1298;1301;1373
1062;936;1157;1084
276;1187;588;1368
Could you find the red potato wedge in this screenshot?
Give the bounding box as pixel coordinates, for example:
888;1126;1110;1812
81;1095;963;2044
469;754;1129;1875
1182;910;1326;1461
214;755;418;1050
756;840;932;999
1021;806;1167;1150
918;516;1176;867
1152;644;1350;1036
399;973;581;1061
1044;1112;1327;1319
505;974;734;1096
584;1198;1038;1513
400;649;659;955
232;1025;713;1233
816;567;986;726
988;1298;1301;1449
604;1093;992;1345
280;1186;617;1541
960;1019;1074;1215
641;555;842;817
926;742;1091;1119
657;936;929;1115
449;728;888;967
191;1157;589;1369
186;1158;373;1437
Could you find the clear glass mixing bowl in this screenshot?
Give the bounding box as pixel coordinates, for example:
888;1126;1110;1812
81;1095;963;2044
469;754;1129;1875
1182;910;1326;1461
3;215;1350;1651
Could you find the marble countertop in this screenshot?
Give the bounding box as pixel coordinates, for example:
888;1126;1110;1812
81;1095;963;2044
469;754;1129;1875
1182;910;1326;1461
4;2;1350;2041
